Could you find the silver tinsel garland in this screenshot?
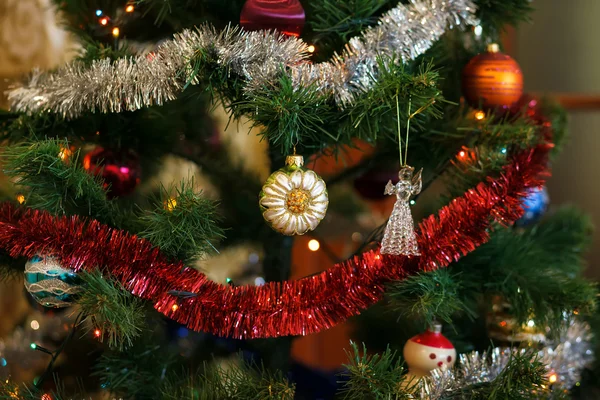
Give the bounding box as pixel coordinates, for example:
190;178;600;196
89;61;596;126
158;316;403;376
421;320;594;399
8;0;477;118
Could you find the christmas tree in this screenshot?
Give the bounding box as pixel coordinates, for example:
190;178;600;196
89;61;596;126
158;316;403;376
0;0;598;398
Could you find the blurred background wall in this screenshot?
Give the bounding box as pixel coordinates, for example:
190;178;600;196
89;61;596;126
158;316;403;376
515;0;600;278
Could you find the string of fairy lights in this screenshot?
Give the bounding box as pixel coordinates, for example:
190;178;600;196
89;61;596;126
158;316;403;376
7;1;551;397
95;2;136;39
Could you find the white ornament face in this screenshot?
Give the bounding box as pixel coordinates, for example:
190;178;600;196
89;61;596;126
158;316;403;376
260;168;328;236
403;340;456;377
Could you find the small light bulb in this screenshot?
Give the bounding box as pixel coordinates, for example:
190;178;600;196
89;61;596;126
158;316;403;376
308;239;320;251
164;197;177;212
41;394;52;400
527;319;535;327
125;4;135;13
171;304;179;312
100;17;109;26
58;146;72;161
112;27;120;37
501;148;507;154
30;343;37;349
16;194;25;204
474;25;483;37
94;329;102;338
458;150;466;158
549;373;558;384
30;320;40;330
474;110;485;120
307;45;315;53
95;10;103;16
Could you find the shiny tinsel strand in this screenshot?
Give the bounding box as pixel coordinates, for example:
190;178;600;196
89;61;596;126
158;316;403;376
421;320;593;399
8;0;477;118
0;143;550;339
290;0;478;104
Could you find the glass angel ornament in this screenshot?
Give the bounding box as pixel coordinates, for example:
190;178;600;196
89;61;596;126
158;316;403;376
380;165;422;256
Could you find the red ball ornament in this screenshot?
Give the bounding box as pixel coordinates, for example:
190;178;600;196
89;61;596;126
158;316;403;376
83;147;141;198
403;323;456;378
240;0;305;37
462;43;523;111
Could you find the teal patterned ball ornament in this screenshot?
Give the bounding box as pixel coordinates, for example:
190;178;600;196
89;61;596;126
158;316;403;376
24;255;83;308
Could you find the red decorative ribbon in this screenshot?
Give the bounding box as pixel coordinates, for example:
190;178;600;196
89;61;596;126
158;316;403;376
0;142;551;339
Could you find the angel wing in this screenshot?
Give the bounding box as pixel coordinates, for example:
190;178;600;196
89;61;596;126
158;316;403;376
411;168;423;195
384;180;395;195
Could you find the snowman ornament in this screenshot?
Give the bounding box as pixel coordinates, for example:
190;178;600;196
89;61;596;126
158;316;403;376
403;323;456;378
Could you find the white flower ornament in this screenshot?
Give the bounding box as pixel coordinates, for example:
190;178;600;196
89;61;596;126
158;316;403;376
259;155;328;236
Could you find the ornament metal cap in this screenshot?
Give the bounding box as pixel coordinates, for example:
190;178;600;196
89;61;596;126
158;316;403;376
430;322;443;334
285;154;304;167
486;43;500;53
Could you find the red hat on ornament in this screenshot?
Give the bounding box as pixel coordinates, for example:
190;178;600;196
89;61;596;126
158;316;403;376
403;323;456;378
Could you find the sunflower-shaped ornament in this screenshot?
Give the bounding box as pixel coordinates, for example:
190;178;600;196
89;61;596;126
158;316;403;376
259;154;328;235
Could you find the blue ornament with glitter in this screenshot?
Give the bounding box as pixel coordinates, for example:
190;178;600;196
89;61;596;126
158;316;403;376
515;186;549;227
24;255;83;308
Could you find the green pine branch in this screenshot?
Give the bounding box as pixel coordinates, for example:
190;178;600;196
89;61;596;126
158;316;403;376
0;377;87;400
76;271;146;351
474;0;534;35
136;179;224;264
339;343;551;399
306;0;390;61
93;339;177;399
458;206;596;332
431;109;555;199
233;72;337;152
387;269;476;326
345;59;445;143
338;342;414;400
230;57;445;153
2;139;120;225
540;97;569;158
161;357;295;400
440;351;549;400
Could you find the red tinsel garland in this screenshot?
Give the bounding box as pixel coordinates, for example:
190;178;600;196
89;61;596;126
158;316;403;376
0;143;551;339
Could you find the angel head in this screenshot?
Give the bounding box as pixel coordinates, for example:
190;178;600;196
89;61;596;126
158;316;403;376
399;165;414;180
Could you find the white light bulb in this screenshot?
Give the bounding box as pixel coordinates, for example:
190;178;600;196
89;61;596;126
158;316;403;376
308;239;320;251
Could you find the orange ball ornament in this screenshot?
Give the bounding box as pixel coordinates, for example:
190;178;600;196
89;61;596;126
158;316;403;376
462;43;523;111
